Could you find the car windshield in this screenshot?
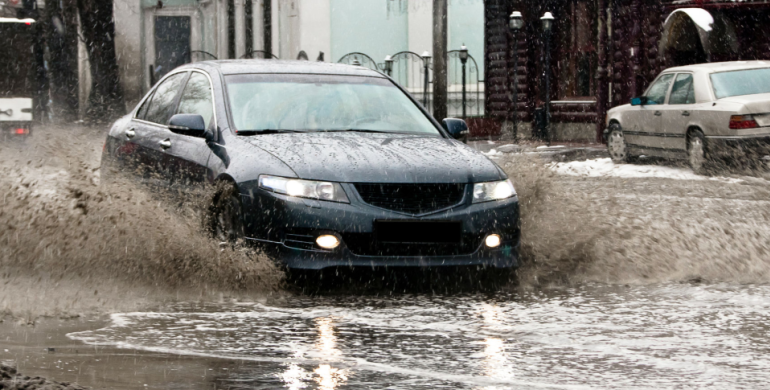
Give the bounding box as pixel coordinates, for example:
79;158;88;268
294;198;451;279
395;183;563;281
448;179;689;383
225;74;440;135
710;68;770;99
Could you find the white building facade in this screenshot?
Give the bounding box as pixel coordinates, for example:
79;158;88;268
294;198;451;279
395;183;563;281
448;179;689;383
110;0;484;117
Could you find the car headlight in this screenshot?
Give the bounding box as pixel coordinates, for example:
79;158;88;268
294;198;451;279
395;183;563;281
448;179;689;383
258;175;349;203
473;179;516;203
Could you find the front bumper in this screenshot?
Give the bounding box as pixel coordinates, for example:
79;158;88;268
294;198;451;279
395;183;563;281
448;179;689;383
239;182;520;270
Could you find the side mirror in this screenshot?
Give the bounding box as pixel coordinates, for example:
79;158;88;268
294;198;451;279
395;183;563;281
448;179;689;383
630;96;648;106
442;118;470;142
168;114;206;137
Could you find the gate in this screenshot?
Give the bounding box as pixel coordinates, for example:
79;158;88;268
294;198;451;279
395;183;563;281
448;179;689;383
335;49;484;119
337;52;379;71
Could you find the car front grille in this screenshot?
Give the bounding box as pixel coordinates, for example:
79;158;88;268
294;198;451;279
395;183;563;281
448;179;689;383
354;183;466;214
342;233;482;257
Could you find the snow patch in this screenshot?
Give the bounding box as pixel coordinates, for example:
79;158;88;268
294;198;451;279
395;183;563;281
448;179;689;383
550;158;743;183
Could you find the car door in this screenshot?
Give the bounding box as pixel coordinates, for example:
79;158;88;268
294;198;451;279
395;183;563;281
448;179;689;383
109;92;154;179
659;73;694;152
165;71;216;189
624;73;675;149
134;71;189;188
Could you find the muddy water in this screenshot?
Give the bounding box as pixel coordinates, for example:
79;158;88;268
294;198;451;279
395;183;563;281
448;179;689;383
63;283;770;389
3;126;770;388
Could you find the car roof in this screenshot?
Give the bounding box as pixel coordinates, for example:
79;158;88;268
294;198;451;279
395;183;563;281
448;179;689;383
664;60;770;74
182;59;386;78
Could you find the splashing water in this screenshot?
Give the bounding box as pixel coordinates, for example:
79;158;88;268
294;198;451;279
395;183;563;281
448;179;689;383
0;126;283;318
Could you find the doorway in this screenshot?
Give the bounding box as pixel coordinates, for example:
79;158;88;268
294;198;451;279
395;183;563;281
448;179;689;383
154;16;191;80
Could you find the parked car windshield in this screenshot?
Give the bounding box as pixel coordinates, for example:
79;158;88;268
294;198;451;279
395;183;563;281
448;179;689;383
711;68;770;99
225;74;440;135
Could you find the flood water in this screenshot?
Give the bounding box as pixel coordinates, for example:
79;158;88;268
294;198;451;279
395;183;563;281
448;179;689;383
66;283;770;389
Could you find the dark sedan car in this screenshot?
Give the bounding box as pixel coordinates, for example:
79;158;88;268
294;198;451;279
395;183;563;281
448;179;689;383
101;60;520;270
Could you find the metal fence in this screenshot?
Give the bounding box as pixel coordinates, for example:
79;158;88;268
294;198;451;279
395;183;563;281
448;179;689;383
337;50;484;119
337;52;380;71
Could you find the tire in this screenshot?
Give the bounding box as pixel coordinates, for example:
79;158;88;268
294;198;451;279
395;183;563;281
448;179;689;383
607;124;629;163
687;129;708;175
210;182;244;243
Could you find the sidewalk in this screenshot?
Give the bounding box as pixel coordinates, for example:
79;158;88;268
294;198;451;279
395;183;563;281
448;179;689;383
468;140;608;162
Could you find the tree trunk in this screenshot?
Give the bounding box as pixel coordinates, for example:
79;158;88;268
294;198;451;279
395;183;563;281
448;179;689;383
77;0;124;123
44;0;79;122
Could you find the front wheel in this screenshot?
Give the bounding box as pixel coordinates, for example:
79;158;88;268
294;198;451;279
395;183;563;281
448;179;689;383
688;130;708;174
607;125;629;163
209;182;245;243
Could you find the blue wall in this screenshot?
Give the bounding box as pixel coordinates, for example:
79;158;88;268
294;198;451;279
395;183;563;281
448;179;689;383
449;0;484;81
330;0;409;67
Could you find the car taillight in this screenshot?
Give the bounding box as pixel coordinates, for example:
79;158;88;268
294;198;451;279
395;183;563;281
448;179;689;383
729;115;759;129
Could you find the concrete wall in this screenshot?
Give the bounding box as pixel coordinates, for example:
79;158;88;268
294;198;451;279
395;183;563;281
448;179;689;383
113;0;144;108
298;0;330;61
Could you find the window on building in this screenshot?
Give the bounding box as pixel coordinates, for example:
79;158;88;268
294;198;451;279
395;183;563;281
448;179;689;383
557;0;596;99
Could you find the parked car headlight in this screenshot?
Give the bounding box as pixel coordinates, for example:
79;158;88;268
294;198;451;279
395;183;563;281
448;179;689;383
473;179;516;203
259;175;350;203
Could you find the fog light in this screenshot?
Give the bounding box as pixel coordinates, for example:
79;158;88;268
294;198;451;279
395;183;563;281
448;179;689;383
485;234;501;248
316;234;340;249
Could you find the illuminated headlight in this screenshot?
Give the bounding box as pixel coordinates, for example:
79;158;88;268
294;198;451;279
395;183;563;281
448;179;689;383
258;175;349;203
316;234;340;249
485;234;502;248
472;179;516;203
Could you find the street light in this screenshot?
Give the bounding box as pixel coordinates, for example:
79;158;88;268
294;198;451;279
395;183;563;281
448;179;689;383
541;11;554;144
509;11;523;141
383;55;394;77
421;51;432;109
459;44;468;119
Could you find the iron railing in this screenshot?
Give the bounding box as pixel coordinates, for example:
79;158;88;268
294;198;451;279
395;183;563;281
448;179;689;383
337;50;484;118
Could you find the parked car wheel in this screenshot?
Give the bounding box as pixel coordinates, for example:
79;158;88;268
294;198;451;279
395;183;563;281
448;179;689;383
687;130;707;174
210;182;244;243
607;124;629;163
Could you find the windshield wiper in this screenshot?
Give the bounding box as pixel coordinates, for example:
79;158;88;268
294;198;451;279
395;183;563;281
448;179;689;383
236;129;305;136
319;129;392;133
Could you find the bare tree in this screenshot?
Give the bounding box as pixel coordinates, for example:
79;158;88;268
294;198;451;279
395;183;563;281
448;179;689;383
77;0;124;123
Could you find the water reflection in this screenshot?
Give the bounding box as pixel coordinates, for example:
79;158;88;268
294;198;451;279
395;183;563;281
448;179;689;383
279;316;349;389
279;351;311;390
478;303;514;388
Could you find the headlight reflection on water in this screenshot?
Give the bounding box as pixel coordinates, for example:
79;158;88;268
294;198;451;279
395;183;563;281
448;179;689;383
279;316;349;390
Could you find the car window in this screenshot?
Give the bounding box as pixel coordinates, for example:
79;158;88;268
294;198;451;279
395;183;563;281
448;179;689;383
136;91;154;120
645;74;675;105
711;68;770;99
144;72;187;125
225;74;440;135
176;72;214;130
669;73;695;105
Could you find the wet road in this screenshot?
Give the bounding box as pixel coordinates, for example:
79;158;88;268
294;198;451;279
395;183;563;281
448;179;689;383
3;128;770;389
61;283;770;389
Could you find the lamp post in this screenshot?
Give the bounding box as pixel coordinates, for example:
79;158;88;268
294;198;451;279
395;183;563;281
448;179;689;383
422;51;432;109
509;11;523;141
459;44;469;120
541;11;554;145
384;55;394;77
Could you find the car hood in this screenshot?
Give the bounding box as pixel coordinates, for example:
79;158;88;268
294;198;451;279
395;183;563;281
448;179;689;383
720;93;770;114
240;132;504;183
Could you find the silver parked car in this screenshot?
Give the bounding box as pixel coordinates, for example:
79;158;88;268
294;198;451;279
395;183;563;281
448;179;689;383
605;61;770;173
